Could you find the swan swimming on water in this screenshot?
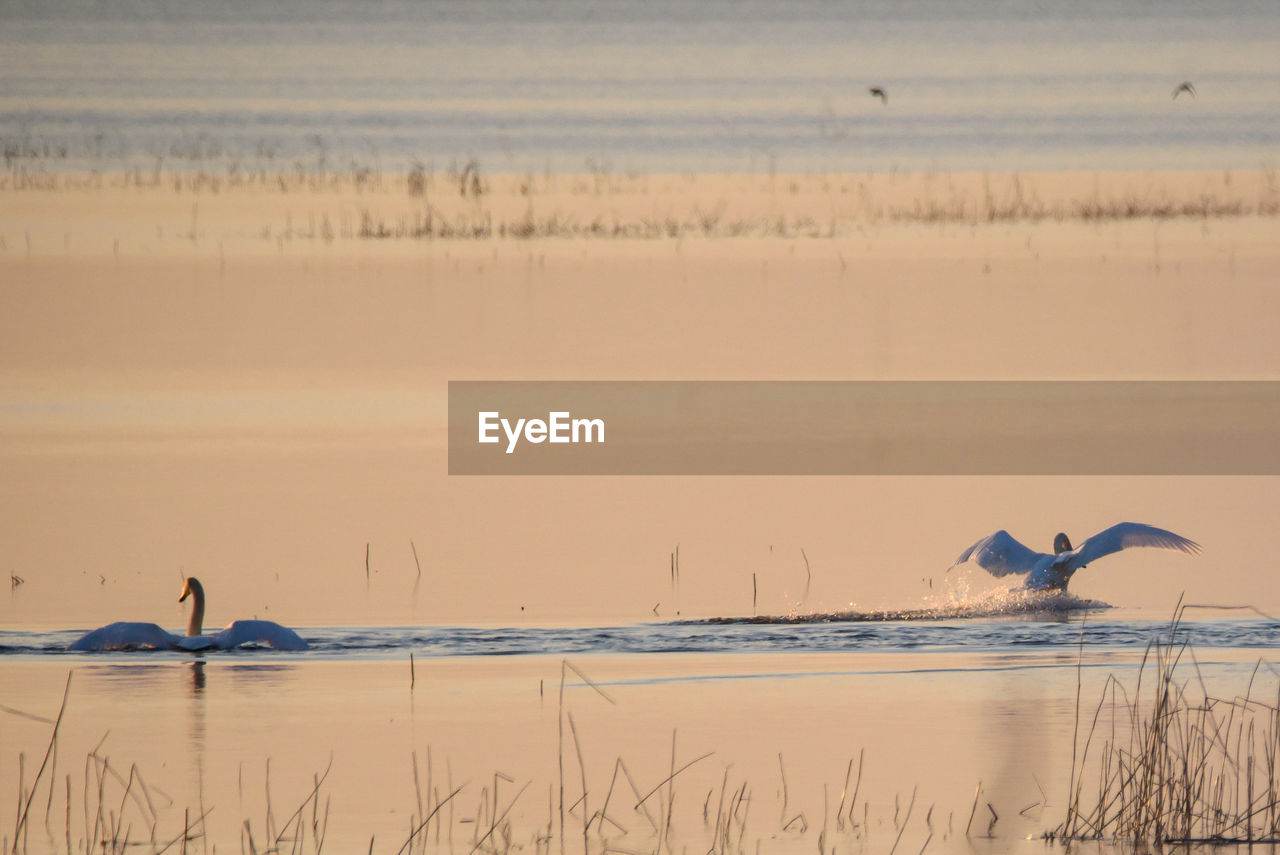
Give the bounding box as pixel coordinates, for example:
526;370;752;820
69;576;309;651
951;522;1200;592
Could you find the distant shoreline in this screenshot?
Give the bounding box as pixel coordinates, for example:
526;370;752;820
4;168;1277;250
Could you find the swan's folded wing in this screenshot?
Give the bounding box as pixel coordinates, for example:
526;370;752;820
69;622;178;651
1073;522;1201;567
215;620;309;651
955;530;1044;577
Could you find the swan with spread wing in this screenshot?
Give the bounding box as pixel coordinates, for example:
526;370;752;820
70;577;308;651
952;522;1200;591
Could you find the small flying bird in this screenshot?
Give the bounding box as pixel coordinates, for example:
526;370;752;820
1172;81;1196;99
868;87;888;104
951;522;1200;592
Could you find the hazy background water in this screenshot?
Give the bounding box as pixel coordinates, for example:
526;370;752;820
2;0;1278;174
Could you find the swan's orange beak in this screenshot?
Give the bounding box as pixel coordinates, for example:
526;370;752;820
179;581;190;602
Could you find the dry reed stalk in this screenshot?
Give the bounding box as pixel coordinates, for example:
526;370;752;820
557;666;566;853
12;671;72;851
90;755;108;852
1054;602;1280;845
468;782;530;855
777;754;788;827
818;782;828;855
412;753;423;836
447;759;455;844
264;759;276;843
12;754;23;855
566;713;590;848
888;786;915;855
272;757;332;851
42;727;57;831
397;784;465;855
835;759;852;831
154;808;212;855
632;751;714;813
617;759;658;833
801;549;811;606
665;730;676;850
731;781;750;849
710;767;729;853
846;748;864;829
81;754;90;854
555;660;616;853
597;758;627;837
964;782;981;836
112;764;137;846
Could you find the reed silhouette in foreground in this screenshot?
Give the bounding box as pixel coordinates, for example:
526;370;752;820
1055;601;1280;845
6;663;913;855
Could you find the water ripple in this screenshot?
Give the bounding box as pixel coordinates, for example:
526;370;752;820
5;601;1280;661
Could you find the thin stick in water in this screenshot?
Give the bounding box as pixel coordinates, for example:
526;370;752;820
888;785;916;855
836;758;853;830
778;753;789;827
617;759;659;832
633;751;715;809
801;548;811;605
14;671;72;846
567;713;589;846
965;782;981;836
847;748;864;829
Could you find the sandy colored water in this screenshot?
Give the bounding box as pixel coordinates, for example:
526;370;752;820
2;169;1280;854
2;171;1279;629
0;650;1174;855
4;645;1277;855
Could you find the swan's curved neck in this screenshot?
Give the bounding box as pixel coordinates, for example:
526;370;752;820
182;578;206;637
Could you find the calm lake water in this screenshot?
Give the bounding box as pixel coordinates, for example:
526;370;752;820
4;608;1280;854
2;0;1278;173
5;603;1280;658
3;4;1279;853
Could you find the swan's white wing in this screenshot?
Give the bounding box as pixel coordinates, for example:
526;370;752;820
213;620;309;651
1073;522;1201;568
955;530;1046;577
69;622;178;651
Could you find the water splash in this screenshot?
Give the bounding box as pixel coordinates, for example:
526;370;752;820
694;587;1111;625
13;597;1280;660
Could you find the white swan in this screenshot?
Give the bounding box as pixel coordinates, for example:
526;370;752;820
69;577;309;651
952;522;1200;591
